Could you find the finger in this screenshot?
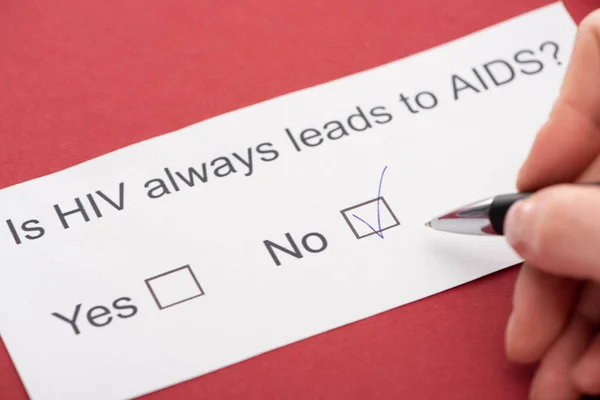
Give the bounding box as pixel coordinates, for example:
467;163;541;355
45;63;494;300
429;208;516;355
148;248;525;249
573;335;600;394
506;264;579;363
504;185;600;281
530;314;593;400
517;10;600;191
572;282;600;394
578;153;600;182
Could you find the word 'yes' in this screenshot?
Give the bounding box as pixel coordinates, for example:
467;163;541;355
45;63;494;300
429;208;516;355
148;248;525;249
52;296;138;336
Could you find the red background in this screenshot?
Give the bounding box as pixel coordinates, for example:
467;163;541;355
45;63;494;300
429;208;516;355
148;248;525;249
0;0;597;398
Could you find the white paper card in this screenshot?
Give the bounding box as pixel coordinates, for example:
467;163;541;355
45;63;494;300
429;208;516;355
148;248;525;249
0;3;575;399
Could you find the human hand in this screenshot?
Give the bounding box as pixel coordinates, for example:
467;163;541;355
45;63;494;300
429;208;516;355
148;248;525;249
503;9;600;400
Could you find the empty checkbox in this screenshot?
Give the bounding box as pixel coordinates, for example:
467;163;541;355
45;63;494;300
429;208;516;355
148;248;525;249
145;265;205;310
340;196;400;239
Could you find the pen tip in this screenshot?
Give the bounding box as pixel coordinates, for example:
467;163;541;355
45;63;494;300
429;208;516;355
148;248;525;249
425;221;432;228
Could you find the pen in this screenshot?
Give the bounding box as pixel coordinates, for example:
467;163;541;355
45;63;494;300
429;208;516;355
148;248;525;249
425;183;600;236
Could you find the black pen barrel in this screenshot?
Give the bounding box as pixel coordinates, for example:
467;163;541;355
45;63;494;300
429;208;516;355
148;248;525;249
489;193;531;235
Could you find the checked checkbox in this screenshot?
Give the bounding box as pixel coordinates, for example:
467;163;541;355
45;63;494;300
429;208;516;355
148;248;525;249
340;196;400;239
340;166;400;239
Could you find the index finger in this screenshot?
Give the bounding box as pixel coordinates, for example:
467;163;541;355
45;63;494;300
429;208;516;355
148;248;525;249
517;10;600;191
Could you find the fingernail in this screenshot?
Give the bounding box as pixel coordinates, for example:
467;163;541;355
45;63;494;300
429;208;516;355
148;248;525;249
529;382;537;400
505;311;516;354
504;199;537;256
516;168;524;187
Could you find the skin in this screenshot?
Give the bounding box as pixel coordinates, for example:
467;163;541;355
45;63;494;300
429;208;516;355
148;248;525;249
503;9;600;399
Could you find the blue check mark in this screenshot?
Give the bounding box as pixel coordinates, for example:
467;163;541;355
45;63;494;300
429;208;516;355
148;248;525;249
351;166;388;239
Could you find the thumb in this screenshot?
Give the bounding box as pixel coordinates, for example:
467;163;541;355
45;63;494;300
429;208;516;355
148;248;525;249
505;184;600;281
